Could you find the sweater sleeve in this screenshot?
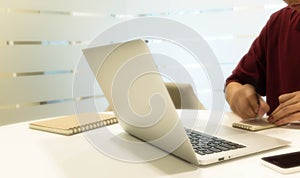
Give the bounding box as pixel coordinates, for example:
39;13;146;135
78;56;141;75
225;17;270;96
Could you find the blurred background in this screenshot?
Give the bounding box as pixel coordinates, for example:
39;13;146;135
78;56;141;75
0;0;286;125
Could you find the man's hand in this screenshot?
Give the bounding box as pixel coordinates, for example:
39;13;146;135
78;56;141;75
268;91;300;125
225;82;270;119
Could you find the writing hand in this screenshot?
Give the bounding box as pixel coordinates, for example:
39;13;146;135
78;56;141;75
226;83;269;119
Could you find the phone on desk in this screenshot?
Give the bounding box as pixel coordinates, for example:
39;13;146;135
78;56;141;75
261;151;300;174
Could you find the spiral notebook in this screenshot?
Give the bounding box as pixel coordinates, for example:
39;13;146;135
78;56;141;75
29;112;118;136
232;118;277;131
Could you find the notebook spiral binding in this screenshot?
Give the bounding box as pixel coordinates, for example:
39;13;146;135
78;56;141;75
71;117;118;134
232;123;251;130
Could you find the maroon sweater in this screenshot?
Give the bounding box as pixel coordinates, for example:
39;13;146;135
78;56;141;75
226;7;300;114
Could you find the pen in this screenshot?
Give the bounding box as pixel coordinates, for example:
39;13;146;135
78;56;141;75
256;93;260;119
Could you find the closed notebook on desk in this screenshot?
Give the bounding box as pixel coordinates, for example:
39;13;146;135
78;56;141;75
29;112;118;136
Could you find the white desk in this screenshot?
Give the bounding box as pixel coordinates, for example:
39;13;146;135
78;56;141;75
1;110;300;178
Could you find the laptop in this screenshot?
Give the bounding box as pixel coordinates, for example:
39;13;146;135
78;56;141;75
82;39;290;165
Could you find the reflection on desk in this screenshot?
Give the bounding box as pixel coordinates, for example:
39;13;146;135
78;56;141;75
0;110;300;178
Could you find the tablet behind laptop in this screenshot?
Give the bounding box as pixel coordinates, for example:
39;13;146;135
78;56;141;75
83;39;289;165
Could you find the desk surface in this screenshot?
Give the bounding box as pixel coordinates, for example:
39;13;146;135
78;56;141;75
1;110;300;178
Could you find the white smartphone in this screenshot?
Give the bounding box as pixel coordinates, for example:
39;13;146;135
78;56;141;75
261;151;300;174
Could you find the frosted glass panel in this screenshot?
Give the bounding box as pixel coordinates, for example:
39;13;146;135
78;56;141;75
0;0;122;12
0;74;103;105
0;0;286;125
0;46;83;72
0;14;118;41
0;98;108;125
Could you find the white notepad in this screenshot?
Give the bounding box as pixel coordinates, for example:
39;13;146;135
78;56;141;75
232;118;277;131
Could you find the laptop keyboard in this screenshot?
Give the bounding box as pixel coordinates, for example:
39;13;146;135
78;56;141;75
185;128;246;155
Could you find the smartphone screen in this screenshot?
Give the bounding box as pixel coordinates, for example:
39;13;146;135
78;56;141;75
262;151;300;168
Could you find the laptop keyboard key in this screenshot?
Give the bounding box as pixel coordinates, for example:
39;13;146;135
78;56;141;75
185;128;246;155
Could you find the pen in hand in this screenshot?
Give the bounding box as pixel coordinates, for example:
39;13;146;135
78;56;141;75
256;94;262;119
255;94;268;120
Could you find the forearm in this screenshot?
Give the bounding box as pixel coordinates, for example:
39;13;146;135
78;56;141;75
225;82;243;106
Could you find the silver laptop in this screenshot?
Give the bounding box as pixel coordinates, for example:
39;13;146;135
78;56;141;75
82;39;289;165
